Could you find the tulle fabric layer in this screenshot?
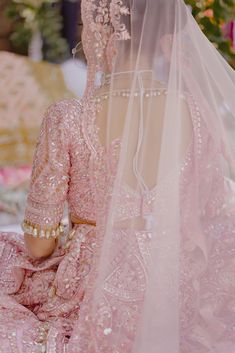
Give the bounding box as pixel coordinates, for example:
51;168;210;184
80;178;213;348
68;0;235;352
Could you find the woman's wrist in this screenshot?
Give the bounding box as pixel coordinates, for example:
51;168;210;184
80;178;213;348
24;233;59;260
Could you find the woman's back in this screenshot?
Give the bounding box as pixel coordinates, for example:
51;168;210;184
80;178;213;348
0;0;235;352
94;71;193;189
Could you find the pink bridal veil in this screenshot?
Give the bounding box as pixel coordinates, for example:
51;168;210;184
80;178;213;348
68;0;235;352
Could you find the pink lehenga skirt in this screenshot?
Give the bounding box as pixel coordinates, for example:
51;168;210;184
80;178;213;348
0;222;96;353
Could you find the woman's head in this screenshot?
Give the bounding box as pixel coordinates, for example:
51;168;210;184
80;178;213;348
81;0;187;77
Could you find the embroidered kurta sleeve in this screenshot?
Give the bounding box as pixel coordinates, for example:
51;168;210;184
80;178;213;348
23;102;71;238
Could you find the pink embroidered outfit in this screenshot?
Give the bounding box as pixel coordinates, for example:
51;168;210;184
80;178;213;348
0;0;235;352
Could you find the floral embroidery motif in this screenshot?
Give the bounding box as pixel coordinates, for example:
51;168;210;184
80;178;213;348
81;0;130;69
110;0;131;40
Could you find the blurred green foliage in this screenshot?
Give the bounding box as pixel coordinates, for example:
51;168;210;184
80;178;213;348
6;0;69;62
5;0;235;67
185;0;235;68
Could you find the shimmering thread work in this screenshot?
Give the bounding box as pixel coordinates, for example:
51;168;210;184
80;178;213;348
0;94;234;352
67;91;234;353
24;102;71;231
87;0;113;61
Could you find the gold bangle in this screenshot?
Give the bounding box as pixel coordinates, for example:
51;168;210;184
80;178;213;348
21;220;64;239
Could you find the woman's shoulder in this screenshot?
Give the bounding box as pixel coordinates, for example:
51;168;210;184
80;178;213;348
38;98;84;147
42;98;84;137
45;98;83;122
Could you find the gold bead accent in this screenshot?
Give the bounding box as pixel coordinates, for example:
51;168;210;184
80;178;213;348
48;285;56;298
94;88;167;103
68;229;76;240
21;220;64;239
64;240;72;250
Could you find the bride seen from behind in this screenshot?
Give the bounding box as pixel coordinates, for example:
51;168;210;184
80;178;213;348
0;1;235;352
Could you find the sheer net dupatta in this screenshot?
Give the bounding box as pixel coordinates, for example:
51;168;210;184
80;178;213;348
68;0;235;352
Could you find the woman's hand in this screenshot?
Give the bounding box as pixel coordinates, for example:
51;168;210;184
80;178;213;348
24;234;57;260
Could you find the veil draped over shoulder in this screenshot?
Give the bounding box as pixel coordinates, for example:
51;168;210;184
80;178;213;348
68;1;235;352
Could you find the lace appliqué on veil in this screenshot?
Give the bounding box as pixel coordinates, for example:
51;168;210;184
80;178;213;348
82;0;130;67
110;0;131;41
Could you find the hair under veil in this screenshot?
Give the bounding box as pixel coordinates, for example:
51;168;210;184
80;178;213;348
68;0;235;352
